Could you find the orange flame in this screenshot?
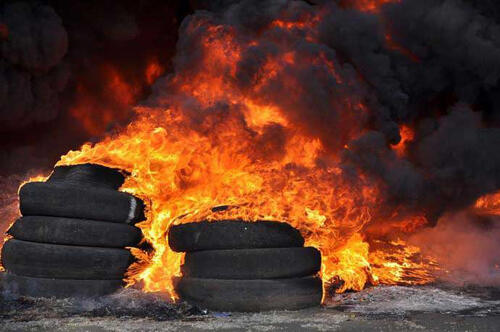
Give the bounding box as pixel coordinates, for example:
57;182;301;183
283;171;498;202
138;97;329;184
350;0;401;12
385;33;421;63
0;223;13;272
145;58;165;85
70;65;140;136
369;239;439;285
391;124;415;157
473;191;500;216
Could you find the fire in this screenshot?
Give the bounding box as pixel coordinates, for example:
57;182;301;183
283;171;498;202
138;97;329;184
145;58;165;85
48;7;440;300
70;65;140;136
59;107;380;297
369;239;438;285
0;223;13;272
341;0;401;12
473;191;500;216
391;124;415;157
385;33;421;63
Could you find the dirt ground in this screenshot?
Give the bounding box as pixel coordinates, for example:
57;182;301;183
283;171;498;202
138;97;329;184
2;284;500;331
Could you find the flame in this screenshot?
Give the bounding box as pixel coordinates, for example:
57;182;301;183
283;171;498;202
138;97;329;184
385;33;421;63
58;107;380;298
391;124;415;157
348;0;401;12
473;191;500;216
70;65;140;136
323;233;375;294
145;58;165;85
44;9;440;301
0;223;13;272
19;174;50;191
369;239;439;285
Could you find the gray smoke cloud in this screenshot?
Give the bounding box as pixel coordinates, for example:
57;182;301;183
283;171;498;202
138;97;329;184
409;212;500;286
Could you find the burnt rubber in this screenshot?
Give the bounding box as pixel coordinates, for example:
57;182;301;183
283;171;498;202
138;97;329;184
175;276;322;312
19;182;145;224
8;216;142;247
48;163;126;190
169;220;304;252
1;239;134;279
0;272;123;298
182;247;321;279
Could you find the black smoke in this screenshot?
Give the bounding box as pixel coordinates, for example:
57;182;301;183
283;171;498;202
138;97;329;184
0;2;68;132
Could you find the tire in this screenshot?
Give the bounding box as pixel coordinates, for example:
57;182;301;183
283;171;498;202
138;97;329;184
0;272;123;298
1;239;134;279
182;247;321;279
48;163;126;190
19;182;145;224
175;276;322;312
8;216;142;247
169;220;304;252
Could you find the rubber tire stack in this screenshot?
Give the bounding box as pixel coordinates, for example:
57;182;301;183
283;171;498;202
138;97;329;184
0;163;145;298
169;220;323;312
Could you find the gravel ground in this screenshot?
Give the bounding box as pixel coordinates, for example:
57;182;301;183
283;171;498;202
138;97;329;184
2;284;500;331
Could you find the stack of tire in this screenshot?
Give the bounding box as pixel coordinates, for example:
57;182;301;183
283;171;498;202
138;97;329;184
0;163;145;298
169;220;323;312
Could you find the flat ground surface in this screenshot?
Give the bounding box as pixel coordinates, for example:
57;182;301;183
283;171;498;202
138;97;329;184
2;284;500;331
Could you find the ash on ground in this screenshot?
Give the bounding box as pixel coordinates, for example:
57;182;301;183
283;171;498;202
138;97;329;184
0;287;206;322
328;284;500;317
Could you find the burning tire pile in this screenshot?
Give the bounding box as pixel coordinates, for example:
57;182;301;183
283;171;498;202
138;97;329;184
1;164;145;298
170;220;323;312
1;163;323;311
